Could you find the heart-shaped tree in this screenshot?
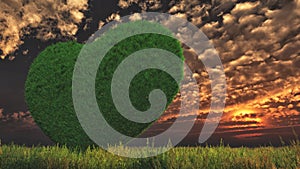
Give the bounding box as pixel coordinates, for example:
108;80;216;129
25;21;184;148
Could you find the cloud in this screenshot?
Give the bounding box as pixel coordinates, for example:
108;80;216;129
115;0;297;113
116;1;300;134
0;0;88;59
0;110;35;128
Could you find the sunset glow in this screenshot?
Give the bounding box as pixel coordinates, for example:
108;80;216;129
231;109;263;127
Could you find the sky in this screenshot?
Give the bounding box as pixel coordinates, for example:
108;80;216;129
0;0;299;147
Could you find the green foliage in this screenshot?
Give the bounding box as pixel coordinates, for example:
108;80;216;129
0;144;299;169
25;42;90;148
95;32;184;137
25;21;184;148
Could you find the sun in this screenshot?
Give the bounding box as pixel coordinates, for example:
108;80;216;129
231;109;263;127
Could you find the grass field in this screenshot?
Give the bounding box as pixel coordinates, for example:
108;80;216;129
0;141;299;169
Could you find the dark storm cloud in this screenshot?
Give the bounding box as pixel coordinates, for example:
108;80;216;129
221;120;261;127
217;125;263;132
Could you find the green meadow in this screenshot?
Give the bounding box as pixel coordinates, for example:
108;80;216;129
0;142;299;169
